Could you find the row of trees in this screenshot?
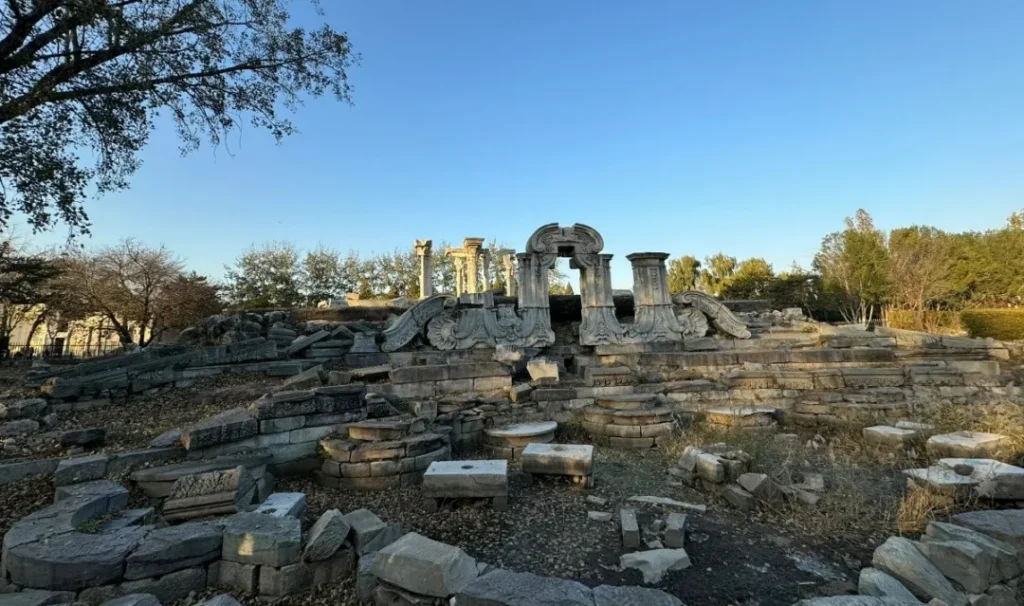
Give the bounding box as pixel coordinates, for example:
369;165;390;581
1;237;220;348
666;209;1024;328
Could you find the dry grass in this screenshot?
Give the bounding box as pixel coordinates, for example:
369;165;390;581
924;402;1024;465
896;487;955;534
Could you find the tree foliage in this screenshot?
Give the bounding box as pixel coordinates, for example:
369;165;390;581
224;241;302;308
813;209;889;325
667;255;700;293
887;226;951;329
0;0;356;233
697;253;737;296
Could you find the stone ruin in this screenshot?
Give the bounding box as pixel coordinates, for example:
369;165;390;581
2;220;1024;605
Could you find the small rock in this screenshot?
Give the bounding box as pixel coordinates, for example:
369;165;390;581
588;511;613;522
60;427;107;447
620;548;692;584
150;430;181;448
586;495;608;507
303;509;350;562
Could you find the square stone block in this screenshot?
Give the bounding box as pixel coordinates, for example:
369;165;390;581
423;460;508;499
521;443;594;477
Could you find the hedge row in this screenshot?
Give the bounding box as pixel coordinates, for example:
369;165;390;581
885;310;962;334
960;309;1024;341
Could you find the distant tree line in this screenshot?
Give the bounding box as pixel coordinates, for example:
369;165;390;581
667;209;1024;328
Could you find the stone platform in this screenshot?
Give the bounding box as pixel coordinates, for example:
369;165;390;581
582;396;674;449
521;443;595;487
314;419;449;491
481;421;557;459
422;460;508;511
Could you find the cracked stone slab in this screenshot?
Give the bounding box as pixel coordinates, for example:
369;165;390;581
423;460;508;499
222;512;301;567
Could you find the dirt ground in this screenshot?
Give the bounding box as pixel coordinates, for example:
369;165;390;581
0;367;1015;605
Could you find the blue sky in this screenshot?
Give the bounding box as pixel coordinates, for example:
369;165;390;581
19;1;1024;288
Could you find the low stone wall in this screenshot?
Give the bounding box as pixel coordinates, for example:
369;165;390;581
389;361;512;399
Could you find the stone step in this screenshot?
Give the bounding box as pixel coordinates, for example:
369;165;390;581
347;419;425;442
706;407;777;428
582;407;673;426
130;453;272;499
595;394;657;411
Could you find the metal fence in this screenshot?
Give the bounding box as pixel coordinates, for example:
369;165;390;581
0;343;125;362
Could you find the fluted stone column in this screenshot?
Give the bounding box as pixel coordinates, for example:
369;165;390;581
516;253;555;347
462;238;485;294
453;256;466;297
500;250;517;296
627;252;682;342
414;239;433;298
573;253;625;345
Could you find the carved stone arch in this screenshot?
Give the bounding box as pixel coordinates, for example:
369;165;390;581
525;223;605;269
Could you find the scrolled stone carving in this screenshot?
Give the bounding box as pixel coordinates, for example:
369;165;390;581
672;291;751;339
527;223;605;263
381;294;450;352
426;312;458;350
675;307;710;338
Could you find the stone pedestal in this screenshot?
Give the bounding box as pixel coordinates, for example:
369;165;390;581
627;253;682;342
574;253;625;345
515;253;555;347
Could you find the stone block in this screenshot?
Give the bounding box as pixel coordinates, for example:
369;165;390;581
592;585;682;606
872;536;966;606
0;590;74;606
254;492;307;518
952;509;1024;552
926;431;1010;458
664;512;686;548
857;567;919;602
737;473;783;504
258;562;310;597
620;508;640;548
119;566;206;604
925;520;1022;582
304;509;350;562
449;362;508;380
125;522;222;580
722;484;755;511
356;557;377;603
216;560;258;593
3;398;48;420
342;508;387;554
308;546;355;586
5;526;147;591
181;408;257;450
100;595;160;606
54;454;108;486
619;549;692;584
222;512;301;567
863;426;917;448
390;365;449;384
370;532;478;598
455;569;593;605
916;539;994;594
259;416;305;434
527;359;559;383
521;443;594;477
423;460;508;498
59;427;106;447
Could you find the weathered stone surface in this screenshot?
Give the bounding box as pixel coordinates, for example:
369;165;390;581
793;598;922;605
592;585;682;606
4;398;48;420
303;509;350;562
217;559;258;593
521;443;594;476
106;447;184;475
281;364;323;390
941;458;1024;501
423;460;508;498
857;567;920;602
527;358;559;383
6;526;147;591
258;562;311;597
454;569;593;606
181;408;256;450
341;508;386;553
59;427;107;447
254;492;307;518
509;383;533;403
952;509;1024;551
124;522;222;580
620;508;640;549
194;595;242;606
99;593;160;606
0;419;40;437
926;431;1009;458
285;330;330;356
925;520;1022;581
150;429;181;448
626;495;707;512
0;590;75;606
619;548;692;584
119;566;206;604
864;426;917;448
356;556;377;603
664;512;686;548
371;532;477;598
588;511;613;522
54;454;108;486
722;484;755;511
222;512;301;567
162;465;254;521
872;536;967;606
916;539;993;594
0;458;61;485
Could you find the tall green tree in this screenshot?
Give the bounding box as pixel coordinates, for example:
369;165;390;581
813;209;888;325
723;258;775;299
0;0;356;233
300;245;347;306
698;253;737;296
667;255;700;293
224;242;302;309
887;226;951;328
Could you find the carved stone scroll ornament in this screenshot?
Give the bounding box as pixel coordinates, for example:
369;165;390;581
671;291;752;339
381;294;451;352
675;307;710;338
426;312;458;350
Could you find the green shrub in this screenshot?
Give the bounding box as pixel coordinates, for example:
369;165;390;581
885;309;962;334
960;309;1024;341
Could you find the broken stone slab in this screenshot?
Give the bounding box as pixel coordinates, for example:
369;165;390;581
118;565;206;603
857;567;920;602
592;585;683;606
872;536;967;606
939;458;1024;501
180;408;256;450
342;508;387;554
0;590;75;606
150;429;181;448
370;532;478;598
5;525;148;591
924;520;1022;581
620;548;692;584
162;465;255;522
222;511;301;567
664;512;686;548
59;427;107;447
737;473;783;505
280;365;324;390
254;492;307;518
619;508;640;549
722;484;755;511
521;443;594;477
926;431;1010;458
193;595;242;606
54;454;109;486
454;569;593;606
303;509;350;562
99;594;160;606
509;383;533;403
904;466;978;496
130;452;270;499
706;406;777;427
356;557;377;603
284;330;330;356
864;426;918;448
627;495;707;513
124;521;223;580
526;358;560;383
588;511;612;522
3;398;48;420
951;509;1024;551
916;539;994;594
586;495;608;506
0;419;40;437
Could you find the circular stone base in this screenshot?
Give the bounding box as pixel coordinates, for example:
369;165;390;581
482;421;558;459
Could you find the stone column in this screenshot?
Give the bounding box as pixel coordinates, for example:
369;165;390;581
573;253;624;345
501;252;517;296
462;238;485;293
481;249;492;291
414;239;433;298
627;252;682;342
453;256;466;297
516;253;555;347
